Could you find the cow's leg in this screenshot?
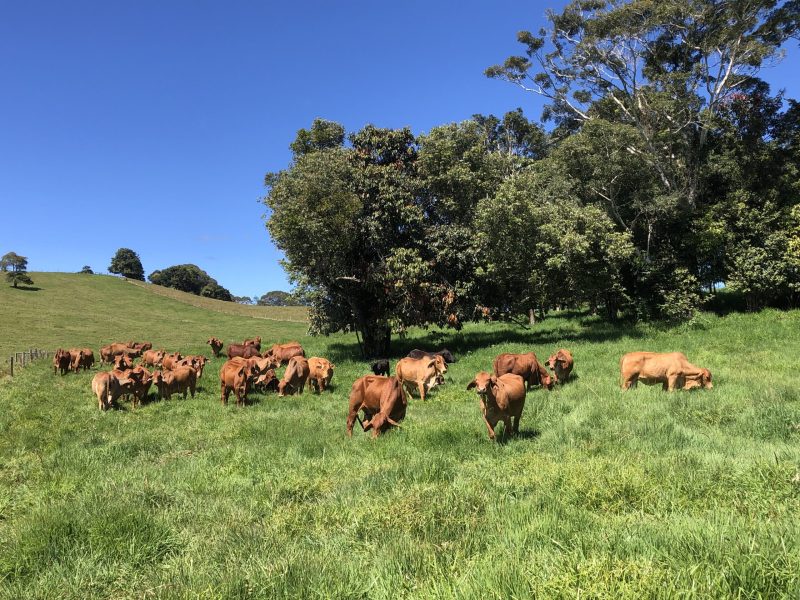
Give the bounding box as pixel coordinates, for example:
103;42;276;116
346;410;357;437
221;383;228;406
417;381;426;402
483;417;496;440
503;416;513;438
666;374;680;391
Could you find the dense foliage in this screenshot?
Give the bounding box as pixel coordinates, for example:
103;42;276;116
108;248;145;281
265;0;800;354
2;252;34;288
149;264;232;301
257;290;302;306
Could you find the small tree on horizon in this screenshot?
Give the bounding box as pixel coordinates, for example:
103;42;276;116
109;248;145;280
2;252;34;288
79;265;94;274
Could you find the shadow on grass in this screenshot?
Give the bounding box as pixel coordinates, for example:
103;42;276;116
10;285;43;292
325;316;645;364
495;428;541;445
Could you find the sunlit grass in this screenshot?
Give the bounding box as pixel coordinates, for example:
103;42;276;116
0;276;799;597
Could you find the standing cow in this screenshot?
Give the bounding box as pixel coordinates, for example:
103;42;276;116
346;375;406;438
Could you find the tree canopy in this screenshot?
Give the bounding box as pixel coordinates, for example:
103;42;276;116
149;264;233;301
109;248;145;281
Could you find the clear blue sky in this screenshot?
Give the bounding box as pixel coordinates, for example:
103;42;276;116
1;1;797;298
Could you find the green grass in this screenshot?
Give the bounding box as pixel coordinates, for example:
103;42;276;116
1;275;799;598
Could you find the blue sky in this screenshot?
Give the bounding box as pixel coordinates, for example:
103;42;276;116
1;1;797;298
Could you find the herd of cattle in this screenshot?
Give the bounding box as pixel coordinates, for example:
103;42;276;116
51;337;713;440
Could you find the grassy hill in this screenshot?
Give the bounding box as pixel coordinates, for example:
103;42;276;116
0;273;307;373
1;274;799;597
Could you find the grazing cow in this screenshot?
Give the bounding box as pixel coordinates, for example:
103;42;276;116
243;336;262;351
152;366;197;400
264;342;305;365
371;359;390;377
467;371;526;440
127;341;153;352
253;369;279;393
346;375;406;438
79;348;95;370
141;349;166;368
395;356;445;402
219;359;250;406
53;349;72;375
91;369;139;410
161;352;184;371
493;352;552;390
407;348;457;364
546;349;574;384
278;356;310;396
100;343;141;364
207;337;224;357
307;357;335;393
620;352;713;391
227;343;261;359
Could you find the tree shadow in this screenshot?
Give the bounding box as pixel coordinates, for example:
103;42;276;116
10;285;42;292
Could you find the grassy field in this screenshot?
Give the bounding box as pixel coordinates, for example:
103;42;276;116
1;274;799;598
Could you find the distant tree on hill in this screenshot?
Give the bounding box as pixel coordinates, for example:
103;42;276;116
257;290;301;306
2;252;34;288
109;248;144;280
1;252;28;272
79;265;94;274
200;282;233;302
149;264;233;301
232;295;254;305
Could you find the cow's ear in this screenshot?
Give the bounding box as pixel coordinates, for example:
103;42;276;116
466;380;476;390
427;359;436;369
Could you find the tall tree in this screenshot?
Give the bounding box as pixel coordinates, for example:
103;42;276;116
1;252;28;272
109;248;145;280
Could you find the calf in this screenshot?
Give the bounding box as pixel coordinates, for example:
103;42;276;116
174;355;209;379
346;375;406;438
620;352;712;391
243;336;262;351
307;357;335;393
124;365;153;408
546;349;574;384
127;341;153;352
207;337;224;357
113;354;133;371
219;359;251;406
371;359;390;377
161;352;183;371
152;366;197;400
91;369;138;410
100;343;142;364
467;371;526;440
253;368;279;393
395;356;446;402
278;356;310;396
493;352;552;389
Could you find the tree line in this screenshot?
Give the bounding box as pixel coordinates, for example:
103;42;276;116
264;0;800;356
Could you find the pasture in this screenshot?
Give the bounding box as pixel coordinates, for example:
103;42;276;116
1;274;799;598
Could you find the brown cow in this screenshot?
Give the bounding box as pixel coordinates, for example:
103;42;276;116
91;369;139;410
122;366;153;408
175;355;208;379
307;357;335;393
546;349;574;384
620;352;713;391
141;349;166;368
79;348;95;370
100;343;141;364
152;366;197;400
243;336;262;351
467;372;527;440
346;375;406;438
207;337;224;357
219;359;251;406
127;341;153;352
278;356;310;396
161;352;184;371
253;369;279;393
264;342;305;365
395;356;445;402
53;349;72;375
227;343;261;359
493;352;552;390
113;354;133;371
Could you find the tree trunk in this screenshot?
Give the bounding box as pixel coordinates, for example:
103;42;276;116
528;308;536;325
359;322;391;358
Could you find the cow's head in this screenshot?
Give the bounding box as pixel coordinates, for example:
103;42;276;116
439;349;457;363
700;368;713;389
466;371;496;396
433;355;448;375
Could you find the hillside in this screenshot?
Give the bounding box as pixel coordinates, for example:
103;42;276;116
0;273;307;372
1;275;799;597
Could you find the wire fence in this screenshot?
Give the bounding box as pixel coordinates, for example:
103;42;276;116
6;348;50;377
